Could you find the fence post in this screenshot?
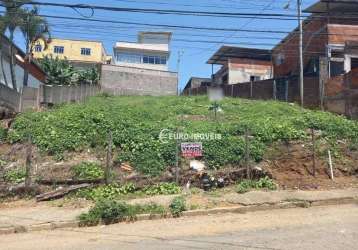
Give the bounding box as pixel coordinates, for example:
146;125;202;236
328;149;334;180
175;137;180;184
36;84;42;110
50;85;55;104
105;131;113;185
273;80;277;100
25;135;32;189
250;81;253;99
311;128;316;177
18;87;23;113
285;79;289;102
245;128;251;179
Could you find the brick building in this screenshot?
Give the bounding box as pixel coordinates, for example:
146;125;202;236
207;46;273;85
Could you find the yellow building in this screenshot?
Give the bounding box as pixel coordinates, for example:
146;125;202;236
33;38;111;68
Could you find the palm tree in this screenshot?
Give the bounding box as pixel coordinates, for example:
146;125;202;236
0;0;29;90
21;6;50;87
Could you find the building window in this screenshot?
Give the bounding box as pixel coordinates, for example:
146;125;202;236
34;44;42;52
81;48;91;56
143;55;167;65
54;46;64;54
351;58;358;70
275;53;285;65
330;61;344;77
117;52;141;63
116;52;167;65
250;75;261;82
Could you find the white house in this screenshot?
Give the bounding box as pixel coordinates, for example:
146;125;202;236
113;32;172;71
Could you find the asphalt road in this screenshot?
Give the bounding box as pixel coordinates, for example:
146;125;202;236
1;204;358;250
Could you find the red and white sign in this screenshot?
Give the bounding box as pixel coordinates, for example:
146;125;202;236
181;143;203;158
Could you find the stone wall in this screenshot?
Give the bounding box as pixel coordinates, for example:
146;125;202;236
101;64;178;96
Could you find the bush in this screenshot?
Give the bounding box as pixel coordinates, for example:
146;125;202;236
77;183;136;201
141;183;181;196
79;199;131;226
4;168;26;184
39;55;99;85
237;177;277;194
0;127;7;143
72;162;104;180
169;196;186;217
79;199;167;226
77;182;180;201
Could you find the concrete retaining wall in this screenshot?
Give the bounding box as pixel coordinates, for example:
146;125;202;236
0;84;21;112
41;84;100;105
101;64;178;96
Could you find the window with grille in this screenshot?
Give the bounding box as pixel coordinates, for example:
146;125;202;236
81;48;91;56
54;46;64;54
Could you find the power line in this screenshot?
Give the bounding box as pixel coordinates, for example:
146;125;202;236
26;1;308;18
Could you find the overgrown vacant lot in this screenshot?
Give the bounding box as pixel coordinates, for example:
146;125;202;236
6;95;358;176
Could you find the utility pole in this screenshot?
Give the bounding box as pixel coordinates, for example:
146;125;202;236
297;0;304;108
176;50;184;96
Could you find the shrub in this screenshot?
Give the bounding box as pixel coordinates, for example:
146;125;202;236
130;203;167;216
169;196;186;217
79;199;131;226
77;183;136;201
4;168;26;184
0;127;7;143
72;162;104;180
39;55;99;85
142;183;181;196
237;177;277;194
79;199;166;226
77;183;180;201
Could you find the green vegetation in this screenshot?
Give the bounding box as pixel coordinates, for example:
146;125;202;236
0;127;7;143
78;199;166;226
236;177;277;194
7;96;358;175
39;55;99;86
169;196;186;217
4;168;26;184
142;183;182;196
77;182;181;201
72;162;104;180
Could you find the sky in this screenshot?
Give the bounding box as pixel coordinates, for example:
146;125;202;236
8;0;317;90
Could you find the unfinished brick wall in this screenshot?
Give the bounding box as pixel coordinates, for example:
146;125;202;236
273;18;328;78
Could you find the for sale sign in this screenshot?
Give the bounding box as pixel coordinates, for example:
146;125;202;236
181;142;203;158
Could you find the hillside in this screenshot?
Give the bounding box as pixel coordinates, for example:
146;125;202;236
2;95;357;183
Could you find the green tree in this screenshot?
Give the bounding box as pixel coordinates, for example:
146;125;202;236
20;6;50;87
0;0;29;90
39;55;75;85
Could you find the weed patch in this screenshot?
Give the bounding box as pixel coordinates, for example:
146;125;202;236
237;177;277;194
170;196;186;217
78;199;166;226
72;162;104;180
7;96;358;175
4;168;26;184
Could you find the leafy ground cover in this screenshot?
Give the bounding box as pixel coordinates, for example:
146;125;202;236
78;199;167;226
6;95;358;176
76;182;182;201
72;162;104;180
236;177;277;194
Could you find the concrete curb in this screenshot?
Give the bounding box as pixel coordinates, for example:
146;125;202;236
1;197;357;235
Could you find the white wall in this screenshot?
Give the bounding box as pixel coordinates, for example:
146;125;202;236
0;50;42;91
